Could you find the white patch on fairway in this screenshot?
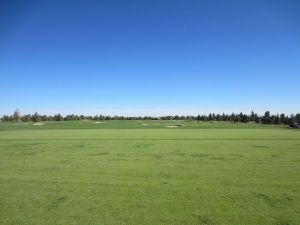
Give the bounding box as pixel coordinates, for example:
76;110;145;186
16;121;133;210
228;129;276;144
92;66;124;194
142;123;149;125
33;123;44;126
95;122;102;124
165;125;180;128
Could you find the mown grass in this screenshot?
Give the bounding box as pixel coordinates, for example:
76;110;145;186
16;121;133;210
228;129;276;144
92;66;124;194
0;120;286;130
0;122;299;225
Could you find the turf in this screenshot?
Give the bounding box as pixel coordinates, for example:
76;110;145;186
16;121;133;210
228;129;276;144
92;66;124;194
0;122;299;225
0;120;284;130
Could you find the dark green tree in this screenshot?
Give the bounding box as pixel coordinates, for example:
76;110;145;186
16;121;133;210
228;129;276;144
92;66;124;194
262;111;271;124
12;109;21;122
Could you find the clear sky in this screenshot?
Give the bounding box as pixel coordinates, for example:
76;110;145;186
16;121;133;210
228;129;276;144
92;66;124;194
0;0;299;116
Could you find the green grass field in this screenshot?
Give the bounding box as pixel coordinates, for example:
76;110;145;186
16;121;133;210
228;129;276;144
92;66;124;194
0;121;299;225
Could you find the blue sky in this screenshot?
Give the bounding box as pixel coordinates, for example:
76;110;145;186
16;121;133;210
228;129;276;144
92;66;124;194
0;0;299;116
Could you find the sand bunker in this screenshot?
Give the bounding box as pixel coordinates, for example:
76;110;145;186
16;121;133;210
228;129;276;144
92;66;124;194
33;123;44;126
142;123;149;126
165;125;180;128
95;122;102;124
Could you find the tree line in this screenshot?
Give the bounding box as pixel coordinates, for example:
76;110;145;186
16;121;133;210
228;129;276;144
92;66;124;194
1;109;300;126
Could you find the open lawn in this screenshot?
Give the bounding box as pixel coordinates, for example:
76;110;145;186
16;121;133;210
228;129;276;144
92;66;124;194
0;121;299;225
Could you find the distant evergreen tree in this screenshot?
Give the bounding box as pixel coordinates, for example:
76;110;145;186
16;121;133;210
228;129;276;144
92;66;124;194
289;114;296;125
32;112;40;122
295;113;300;124
255;116;261;123
1;115;10;122
12;109;21;122
262;111;271;124
230;113;235;122
280;113;286;124
54;114;63;121
250;111;255;122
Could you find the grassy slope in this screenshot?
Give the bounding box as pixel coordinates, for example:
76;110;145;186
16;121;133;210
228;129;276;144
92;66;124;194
0;122;299;225
0;120;286;130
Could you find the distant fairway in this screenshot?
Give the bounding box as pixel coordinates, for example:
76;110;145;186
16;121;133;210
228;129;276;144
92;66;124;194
0;121;299;225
